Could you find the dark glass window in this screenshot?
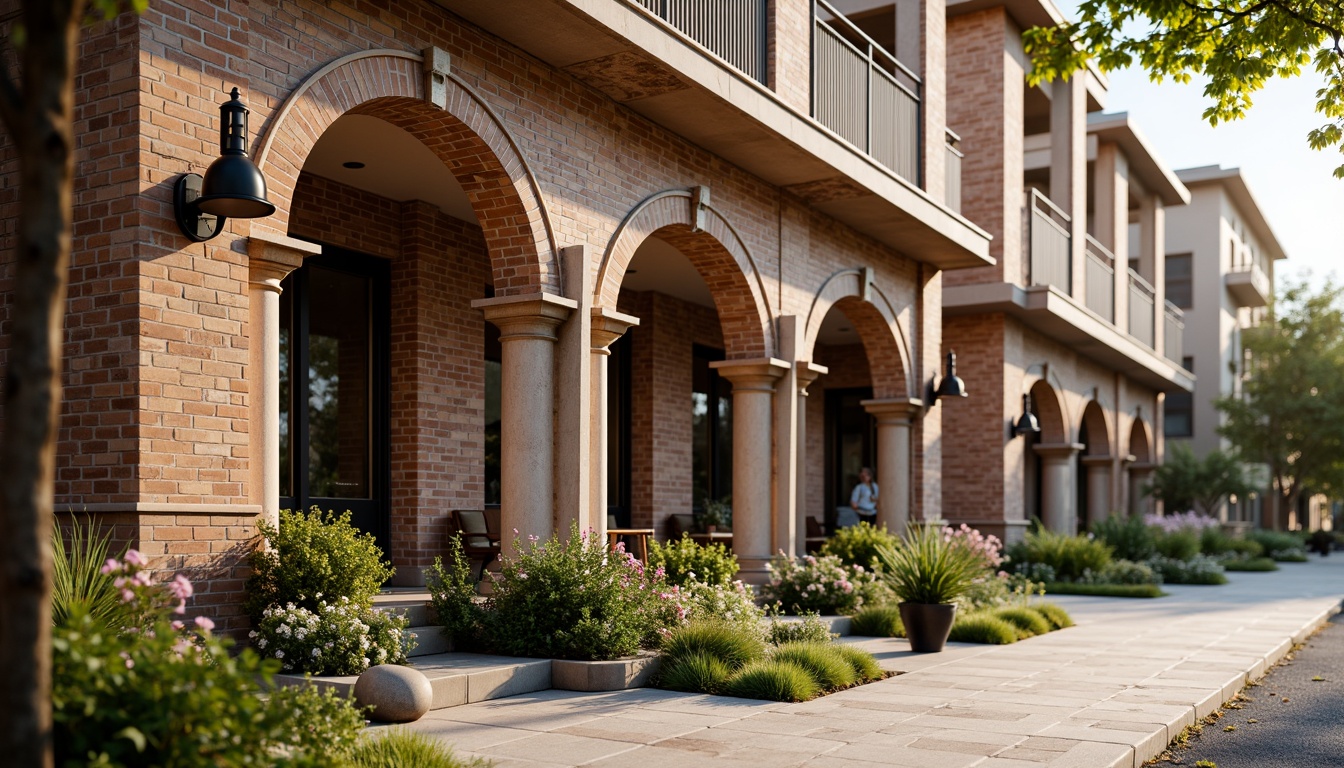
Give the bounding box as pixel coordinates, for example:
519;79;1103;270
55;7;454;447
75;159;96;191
484;321;502;506
1166;253;1193;309
692;346;732;508
825;388;876;526
1164;356;1195;437
607;334;632;526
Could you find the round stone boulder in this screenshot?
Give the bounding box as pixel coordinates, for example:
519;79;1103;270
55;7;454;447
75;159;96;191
353;664;433;723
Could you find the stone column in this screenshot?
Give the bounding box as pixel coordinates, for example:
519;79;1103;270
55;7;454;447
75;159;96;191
589;307;640;542
1082;455;1114;525
473;294;576;545
1035;442;1083;533
794;362;827;556
711;358;789;584
246;230;319;532
861;398;923;534
1050;75;1087;301
1129;462;1156;517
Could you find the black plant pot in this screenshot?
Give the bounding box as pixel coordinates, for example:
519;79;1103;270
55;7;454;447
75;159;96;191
899;602;957;653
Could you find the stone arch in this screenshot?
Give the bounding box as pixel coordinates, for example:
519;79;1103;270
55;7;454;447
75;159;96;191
1080;400;1112;456
595;188;774;358
801;267;914;399
1128;417;1153;463
254;49;558;295
1027;379;1067;444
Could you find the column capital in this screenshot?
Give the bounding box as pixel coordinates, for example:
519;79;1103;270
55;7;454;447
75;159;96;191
796;361;828;394
474;293;577;342
1081;454;1115;468
590;307;640;354
247;228;317;292
861;397;924;423
710;358;789;391
1034;442;1085;459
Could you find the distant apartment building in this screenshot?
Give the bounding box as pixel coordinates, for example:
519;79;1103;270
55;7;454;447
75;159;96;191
1164;166;1287;527
940;0;1194;542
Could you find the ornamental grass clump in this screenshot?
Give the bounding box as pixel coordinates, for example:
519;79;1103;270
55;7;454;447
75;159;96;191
876;524;989;605
660;620;766;671
849;605;905;638
761;552;874;615
992;606;1052;638
658;651;735;694
1222;557;1279;572
647;535;738;587
947;614;1020;644
1031;602;1075;629
349;729;489;768
486;525;683;660
772;642;859;689
834;643;886;682
52;516;151;630
721;660;821;702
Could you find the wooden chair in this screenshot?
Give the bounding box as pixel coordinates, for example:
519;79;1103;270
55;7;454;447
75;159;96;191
805;516;827;553
452;509;501;582
666;513;696;539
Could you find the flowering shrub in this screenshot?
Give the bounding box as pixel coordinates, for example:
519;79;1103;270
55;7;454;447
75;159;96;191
679;578;762;629
1148;554;1228;585
958;571;1046;612
484;525;675;660
1145;511;1221;534
1079;559;1162;586
761;553;875;615
53;552;367;766
765;609;837;645
647;535;738;587
251;597;410;675
426;535;486;647
942;524;1005;570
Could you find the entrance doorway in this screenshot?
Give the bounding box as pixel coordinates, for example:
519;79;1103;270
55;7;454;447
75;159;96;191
825;388;876;530
279;248;391;554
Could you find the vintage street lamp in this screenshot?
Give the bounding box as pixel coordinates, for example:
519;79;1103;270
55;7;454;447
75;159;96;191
929;351;968;403
1013;393;1041;437
174;88;275;241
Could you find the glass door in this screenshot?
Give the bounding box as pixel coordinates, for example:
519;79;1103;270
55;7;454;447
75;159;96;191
279;249;390;556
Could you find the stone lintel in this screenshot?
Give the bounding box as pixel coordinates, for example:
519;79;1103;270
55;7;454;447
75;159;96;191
590;306;640;352
861;397;924;422
1035;442;1086;459
474;293;577;341
796;361;828;393
710;357;790;390
247;228;318;290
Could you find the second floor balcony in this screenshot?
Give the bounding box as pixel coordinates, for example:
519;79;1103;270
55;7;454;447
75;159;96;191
1226;261;1271;308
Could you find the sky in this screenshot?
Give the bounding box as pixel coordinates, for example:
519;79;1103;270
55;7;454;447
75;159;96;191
1087;59;1344;286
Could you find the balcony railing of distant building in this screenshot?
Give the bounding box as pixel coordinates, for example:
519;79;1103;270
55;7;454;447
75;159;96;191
1028;189;1071;292
1128;269;1156;348
1163;300;1185;365
1225;259;1271;308
1083;234;1115;322
812;0;921;184
633;0;767;83
944;128;963;213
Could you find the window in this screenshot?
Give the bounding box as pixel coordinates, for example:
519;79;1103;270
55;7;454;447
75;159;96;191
691;346;732;509
1164;356;1194;437
1166;253;1193;309
484;320;501;506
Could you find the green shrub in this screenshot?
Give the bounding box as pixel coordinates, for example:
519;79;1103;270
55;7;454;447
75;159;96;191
485;525;671;660
647;535;738;587
948;614;1019;644
849;606;905;638
52;516;147;630
1091;514;1156;561
1222;557;1279;572
426;537;485;646
1086;558;1161;586
350;729;488;768
772;642;859;689
657;651;734;694
246;507;395;622
1148;554;1228;585
660;621;766;671
877;523;990;605
1225;538;1265;558
833;644;886;682
1006;528;1112;582
53;552;367;767
819;522;900;570
1030;602;1074;629
721;660;821;702
1247;530;1309;561
992;607;1052;638
252;597;410;675
1044;582;1166;598
762;553;875;615
1199;527;1234;556
1154;529;1201;561
765;610;836;645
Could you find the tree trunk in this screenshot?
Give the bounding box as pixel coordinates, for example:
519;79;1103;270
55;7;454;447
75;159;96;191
0;3;83;767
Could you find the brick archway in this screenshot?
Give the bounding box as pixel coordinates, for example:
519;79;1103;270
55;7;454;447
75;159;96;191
255;50;557;295
595;189;774;359
1080;400;1112;456
801;267;913;399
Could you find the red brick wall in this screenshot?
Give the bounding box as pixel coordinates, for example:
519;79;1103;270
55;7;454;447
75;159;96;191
941;313;1008;518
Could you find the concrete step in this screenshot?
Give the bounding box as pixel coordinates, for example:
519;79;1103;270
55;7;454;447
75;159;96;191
406;625;452;657
275;652;552;711
373;590;434;627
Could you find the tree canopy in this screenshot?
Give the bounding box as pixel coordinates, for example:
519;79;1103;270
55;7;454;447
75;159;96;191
1023;1;1344;176
1145;444;1251;516
1216;279;1344;528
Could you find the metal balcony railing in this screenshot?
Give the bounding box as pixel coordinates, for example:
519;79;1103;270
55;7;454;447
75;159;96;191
1083;235;1115;322
812;0;921;183
634;0;768;83
1028;189;1071;292
1164;300;1185;364
945;128;962;213
1128;269;1156;348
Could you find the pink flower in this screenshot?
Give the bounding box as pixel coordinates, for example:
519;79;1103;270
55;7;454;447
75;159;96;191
120;589;135;603
194;616;215;633
171;620;185;631
168;574;194;601
124;549;147;567
100;558;120;575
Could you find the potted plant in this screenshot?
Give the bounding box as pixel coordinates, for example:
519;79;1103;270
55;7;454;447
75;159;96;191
697;496;733;534
875;524;986;653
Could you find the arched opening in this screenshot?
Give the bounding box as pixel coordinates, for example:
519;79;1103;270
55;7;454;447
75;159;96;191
1077;400;1112;531
1127;418;1155;517
1024;380;1068;530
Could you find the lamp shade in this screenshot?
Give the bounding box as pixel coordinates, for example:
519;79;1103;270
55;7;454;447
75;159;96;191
935;351;968;399
1013;393;1041;437
196;153;275;218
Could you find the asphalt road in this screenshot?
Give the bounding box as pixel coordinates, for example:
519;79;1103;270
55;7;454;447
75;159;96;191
1159;611;1344;767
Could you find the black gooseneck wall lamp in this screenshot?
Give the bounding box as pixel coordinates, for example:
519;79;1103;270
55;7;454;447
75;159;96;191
174;88;276;242
1013;393;1041;438
929;351;968;403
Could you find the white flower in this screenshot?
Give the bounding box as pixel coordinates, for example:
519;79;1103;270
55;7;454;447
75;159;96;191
257;638;268;649
311;648;321;657
275;650;285;659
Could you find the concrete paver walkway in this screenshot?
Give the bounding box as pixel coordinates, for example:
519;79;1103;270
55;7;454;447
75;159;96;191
390;556;1344;768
